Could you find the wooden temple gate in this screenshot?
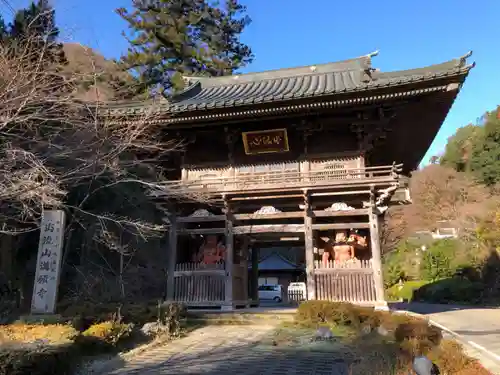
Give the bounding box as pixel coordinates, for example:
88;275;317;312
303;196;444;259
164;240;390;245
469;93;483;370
165;161;403;309
102;51;473;310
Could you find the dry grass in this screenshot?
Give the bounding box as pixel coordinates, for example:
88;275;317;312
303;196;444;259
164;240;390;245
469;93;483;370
428;339;492;375
0;323;78;346
295;301;493;375
347;337;492;375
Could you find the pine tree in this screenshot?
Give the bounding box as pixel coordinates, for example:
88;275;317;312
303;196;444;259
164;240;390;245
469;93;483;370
0;16;8;42
117;0;253;96
470;107;500;186
440;124;483;172
207;0;253;76
7;0;66;66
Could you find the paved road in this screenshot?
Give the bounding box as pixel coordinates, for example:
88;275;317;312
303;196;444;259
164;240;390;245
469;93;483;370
107;325;350;375
392;302;500;374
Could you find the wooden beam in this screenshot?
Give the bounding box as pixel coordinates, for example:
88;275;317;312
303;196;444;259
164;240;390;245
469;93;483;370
177;215;225;223
312;223;370;230
178;227;226;235
304;191;316;300
312;209;370;218
231;202;319;211
233;224;304;234
233;211;303;220
166;216;177;301
230;194;304;201
216;179;399;198
311;190;371;197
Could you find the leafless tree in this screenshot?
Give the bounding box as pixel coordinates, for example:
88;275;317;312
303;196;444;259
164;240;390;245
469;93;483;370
0;33;209;304
380;164;496;254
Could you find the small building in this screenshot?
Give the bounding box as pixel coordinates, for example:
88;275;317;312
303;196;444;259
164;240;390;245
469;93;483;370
433;221;458;239
249;250;304;292
103;50;474;310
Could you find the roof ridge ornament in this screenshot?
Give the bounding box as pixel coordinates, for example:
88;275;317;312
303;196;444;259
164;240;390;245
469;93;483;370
459;50;473;67
366;50;379;58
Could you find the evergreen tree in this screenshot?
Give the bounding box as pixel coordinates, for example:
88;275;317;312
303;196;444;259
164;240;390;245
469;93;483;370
7;0;66;66
440;124;483;172
470;107;500;186
117;0;253;96
0;16;8;42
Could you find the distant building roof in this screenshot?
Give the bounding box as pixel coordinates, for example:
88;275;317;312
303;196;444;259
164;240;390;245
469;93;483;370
249;252;301;271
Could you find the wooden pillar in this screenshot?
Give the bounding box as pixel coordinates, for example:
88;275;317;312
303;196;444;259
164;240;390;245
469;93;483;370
250;245;259;306
166;215;178;302
304;190;316;300
241;236;250;304
369;189;387;308
224;198;234;310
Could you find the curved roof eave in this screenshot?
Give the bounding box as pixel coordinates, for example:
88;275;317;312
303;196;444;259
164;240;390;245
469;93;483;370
99;51;474;119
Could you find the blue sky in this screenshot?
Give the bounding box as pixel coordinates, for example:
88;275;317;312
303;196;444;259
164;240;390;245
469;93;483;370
3;0;500;165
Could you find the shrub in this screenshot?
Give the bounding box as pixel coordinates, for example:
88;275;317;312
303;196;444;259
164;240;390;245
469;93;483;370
419;239;475;281
159;302;186;337
296;301;395;331
300;302;488;375
58;299;165;330
0;324;80;375
295;301;365;327
82;320;133;346
427;339;491;374
382;241;414;288
413;278;485;304
0;302;186;375
296;301;443;350
386;280;431;302
394;320;442;347
0;344;78;375
0;323;78;346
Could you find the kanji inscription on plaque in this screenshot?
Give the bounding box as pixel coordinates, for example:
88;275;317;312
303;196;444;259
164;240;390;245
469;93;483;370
31;210;66;314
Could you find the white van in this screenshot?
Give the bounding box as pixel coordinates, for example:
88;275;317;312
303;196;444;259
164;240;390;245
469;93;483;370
258;284;283;302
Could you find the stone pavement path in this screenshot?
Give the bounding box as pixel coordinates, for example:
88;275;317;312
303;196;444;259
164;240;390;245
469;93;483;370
106;325;350;375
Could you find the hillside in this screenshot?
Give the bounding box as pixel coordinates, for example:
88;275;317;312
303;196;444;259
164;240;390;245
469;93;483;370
62;43;136;102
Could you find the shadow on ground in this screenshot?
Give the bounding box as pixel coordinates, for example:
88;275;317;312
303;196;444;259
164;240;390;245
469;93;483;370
123;345;353;375
104;324;412;375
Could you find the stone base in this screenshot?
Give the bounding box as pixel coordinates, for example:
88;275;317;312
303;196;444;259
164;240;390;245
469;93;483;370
220;304;234;312
18;314;64;324
374;301;389;311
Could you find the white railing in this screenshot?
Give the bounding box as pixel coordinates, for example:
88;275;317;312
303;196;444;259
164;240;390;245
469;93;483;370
174;262;225;272
314;259;372;270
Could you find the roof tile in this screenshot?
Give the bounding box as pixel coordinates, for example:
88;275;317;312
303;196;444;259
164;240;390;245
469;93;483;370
101;52;474;117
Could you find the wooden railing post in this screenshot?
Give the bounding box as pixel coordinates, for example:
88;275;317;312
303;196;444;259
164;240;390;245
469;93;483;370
303;190;316;300
166;215;177;302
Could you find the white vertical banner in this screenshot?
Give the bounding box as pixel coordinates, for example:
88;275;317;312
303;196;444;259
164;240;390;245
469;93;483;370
31;210;66;314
